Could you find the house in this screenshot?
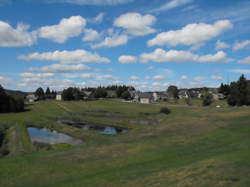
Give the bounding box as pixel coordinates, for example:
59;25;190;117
153;92;169;102
139;93;154;104
56;92;62;101
212;93;225;100
178;89;189;99
82;91;92;100
26;93;38;102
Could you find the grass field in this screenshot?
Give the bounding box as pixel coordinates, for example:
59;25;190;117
0;100;250;186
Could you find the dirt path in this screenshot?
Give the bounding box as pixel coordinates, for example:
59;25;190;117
55;102;73;113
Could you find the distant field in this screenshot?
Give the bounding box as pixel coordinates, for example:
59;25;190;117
0;100;250;187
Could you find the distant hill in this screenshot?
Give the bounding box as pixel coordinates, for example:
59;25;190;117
5;89;28;99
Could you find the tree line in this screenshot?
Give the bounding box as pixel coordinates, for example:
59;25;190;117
219;74;250;106
0;85;24;113
62;85;135;101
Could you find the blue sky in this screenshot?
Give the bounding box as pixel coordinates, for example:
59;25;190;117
0;0;250;91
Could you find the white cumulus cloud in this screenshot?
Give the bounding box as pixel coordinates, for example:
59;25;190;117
92;34;128;48
82;29;100;41
118;55;137;64
37;16;86;43
19;49;110;64
28;64;90;73
148;20;233;47
140;48;232;63
0;21;36;47
114;12;156;36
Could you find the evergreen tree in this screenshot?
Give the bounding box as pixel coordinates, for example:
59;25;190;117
35;87;45;100
45;87;51;95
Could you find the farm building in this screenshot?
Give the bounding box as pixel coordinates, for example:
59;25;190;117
139;93;154;104
56;92;62;101
26;93;38;102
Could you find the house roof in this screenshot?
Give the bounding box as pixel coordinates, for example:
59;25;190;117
139;92;153;99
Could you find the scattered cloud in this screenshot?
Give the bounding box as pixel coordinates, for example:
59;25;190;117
20;72;54;78
140;48;232;63
230;69;250;74
148;0;193;13
0;21;36;47
238;56;250;64
48;0;134;6
91;34;128;48
130;76;139;80
82;29;100;41
0;76;11;86
232;40;250;51
88;13;105;24
19;49;110;64
79;73;94;79
148;20;233;47
37;16;86;43
28;64;91;73
194;76;205;81
180;75;188;80
211;75;223;80
152;75;165;80
114;12;156;36
118;55;137;64
215;40;230;50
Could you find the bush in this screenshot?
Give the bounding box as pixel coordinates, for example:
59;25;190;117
160;107;171;115
202;92;213;106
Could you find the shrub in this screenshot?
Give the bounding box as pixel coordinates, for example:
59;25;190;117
202;92;213;106
160;107;171;115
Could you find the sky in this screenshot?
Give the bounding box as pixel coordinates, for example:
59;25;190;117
0;0;250;91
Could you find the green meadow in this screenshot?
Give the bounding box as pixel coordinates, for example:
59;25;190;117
0;100;250;186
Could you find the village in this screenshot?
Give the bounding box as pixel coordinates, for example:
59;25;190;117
26;86;225;104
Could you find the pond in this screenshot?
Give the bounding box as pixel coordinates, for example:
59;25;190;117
98;126;128;135
28;128;84;145
58;120;128;135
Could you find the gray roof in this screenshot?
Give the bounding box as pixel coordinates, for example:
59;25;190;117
139;92;153;99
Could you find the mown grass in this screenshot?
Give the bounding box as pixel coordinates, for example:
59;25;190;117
0;100;250;186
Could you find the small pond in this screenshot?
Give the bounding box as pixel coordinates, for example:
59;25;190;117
98;126;128;135
28;128;84;145
58;120;128;135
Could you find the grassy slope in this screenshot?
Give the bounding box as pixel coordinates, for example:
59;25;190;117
0;100;250;187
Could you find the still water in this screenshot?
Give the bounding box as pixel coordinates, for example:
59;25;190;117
28;128;83;145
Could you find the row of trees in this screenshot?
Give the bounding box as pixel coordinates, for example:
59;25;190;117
35;87;57;100
61;85;134;101
219;75;250;106
0;85;24;113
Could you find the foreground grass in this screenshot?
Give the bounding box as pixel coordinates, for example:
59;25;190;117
0;100;250;186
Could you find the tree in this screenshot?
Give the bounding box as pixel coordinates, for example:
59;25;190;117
227;75;250;106
35;87;45;100
227;82;238;106
62;88;75;101
45;87;51;95
62;87;83;101
0;85;24;113
202;92;213;106
237;74;248;106
94;87;107;98
167;85;179;99
219;83;230;97
0;85;9;113
121;91;131;100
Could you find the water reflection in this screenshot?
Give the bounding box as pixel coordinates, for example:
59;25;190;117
28;128;83;145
